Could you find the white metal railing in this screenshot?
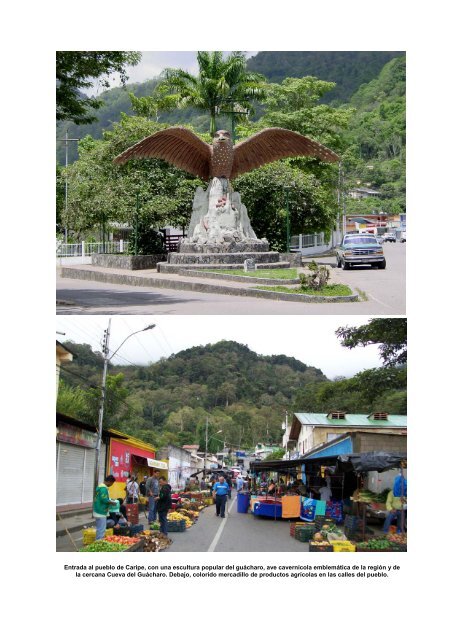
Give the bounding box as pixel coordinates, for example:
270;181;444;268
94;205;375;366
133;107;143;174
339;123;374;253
56;240;129;258
290;233;325;250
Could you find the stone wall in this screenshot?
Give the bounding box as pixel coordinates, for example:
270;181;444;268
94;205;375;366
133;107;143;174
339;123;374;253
92;254;167;270
278;252;304;266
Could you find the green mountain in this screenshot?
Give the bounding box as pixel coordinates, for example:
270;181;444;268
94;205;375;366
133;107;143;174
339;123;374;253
57;339;406;452
56;51;405;165
246;51;405;103
343;56;406;214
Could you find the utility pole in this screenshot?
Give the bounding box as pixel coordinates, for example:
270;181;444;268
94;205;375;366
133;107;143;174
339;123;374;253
92;321;156;505
93;319;111;503
204;417;209;477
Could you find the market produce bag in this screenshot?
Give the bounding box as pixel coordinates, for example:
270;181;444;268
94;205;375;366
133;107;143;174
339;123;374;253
300;498;316;522
325;500;343;522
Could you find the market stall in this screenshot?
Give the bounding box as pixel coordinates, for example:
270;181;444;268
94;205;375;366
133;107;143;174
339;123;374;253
336;452;407;542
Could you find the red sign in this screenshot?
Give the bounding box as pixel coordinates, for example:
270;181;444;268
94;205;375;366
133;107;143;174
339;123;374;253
109;439;155;481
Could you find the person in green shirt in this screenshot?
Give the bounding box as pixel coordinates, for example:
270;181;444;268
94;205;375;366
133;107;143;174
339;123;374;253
93;475;116;540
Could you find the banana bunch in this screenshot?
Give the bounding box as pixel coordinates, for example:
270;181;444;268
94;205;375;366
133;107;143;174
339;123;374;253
168;512;185;521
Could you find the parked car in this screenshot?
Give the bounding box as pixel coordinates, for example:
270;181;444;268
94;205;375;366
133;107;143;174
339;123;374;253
382;232;396;243
336;233;386;270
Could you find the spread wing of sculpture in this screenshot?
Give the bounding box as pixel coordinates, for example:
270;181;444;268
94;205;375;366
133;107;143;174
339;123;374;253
114;127;339;252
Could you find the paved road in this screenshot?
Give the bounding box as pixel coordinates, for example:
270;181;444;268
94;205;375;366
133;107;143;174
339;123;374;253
56;244;405;315
56;495;308;553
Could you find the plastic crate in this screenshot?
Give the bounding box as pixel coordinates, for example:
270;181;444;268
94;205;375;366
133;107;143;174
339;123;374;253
129;524;144;535
166;520;186;532
82;528;97;545
331;541;356;552
295;526;315;542
309;543;334;552
82;527;114;545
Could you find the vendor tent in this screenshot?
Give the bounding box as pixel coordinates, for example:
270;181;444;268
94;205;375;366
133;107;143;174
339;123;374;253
336;452;406;473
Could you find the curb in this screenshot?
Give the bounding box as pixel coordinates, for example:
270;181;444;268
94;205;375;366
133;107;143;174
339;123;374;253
56;520;95;538
178;269;300;285
60;267;358;304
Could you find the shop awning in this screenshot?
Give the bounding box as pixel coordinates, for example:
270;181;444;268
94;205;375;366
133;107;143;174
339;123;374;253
336;452;406;473
250;459;303;473
147;458;168;470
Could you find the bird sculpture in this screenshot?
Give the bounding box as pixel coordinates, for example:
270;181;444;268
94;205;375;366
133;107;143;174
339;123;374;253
114;126;339;179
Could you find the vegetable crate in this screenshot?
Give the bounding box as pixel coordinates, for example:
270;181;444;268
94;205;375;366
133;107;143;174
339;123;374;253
130;524;144;535
309;543;333;552
289;522;306;537
82;528;113;545
166;520;187;533
331;541;356;552
295;526;315;542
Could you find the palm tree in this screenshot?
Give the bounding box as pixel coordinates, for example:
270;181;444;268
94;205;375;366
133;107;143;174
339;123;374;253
161;51;267;138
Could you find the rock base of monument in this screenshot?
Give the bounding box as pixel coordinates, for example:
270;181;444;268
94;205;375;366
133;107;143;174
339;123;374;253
179;240;269;253
92;254;167;270
167;251;280;265
158;251;288;273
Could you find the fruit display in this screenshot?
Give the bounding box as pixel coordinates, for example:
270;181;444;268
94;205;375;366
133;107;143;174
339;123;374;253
387;532;407;544
168;512;192;528
79;540;129;552
104;535;141;545
356;537;398;551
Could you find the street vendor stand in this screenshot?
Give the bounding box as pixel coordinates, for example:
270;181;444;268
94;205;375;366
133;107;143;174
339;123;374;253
336;452;407;541
249;458;304;520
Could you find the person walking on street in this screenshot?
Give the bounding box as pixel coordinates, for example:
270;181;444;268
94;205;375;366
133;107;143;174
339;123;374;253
93;475;116;540
213;475;229;518
236;475;244;493
125;475;139;504
156;476;172;536
146;470;160;524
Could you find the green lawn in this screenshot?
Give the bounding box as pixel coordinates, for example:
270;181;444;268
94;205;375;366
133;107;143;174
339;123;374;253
257;284;354;297
209;268;299;279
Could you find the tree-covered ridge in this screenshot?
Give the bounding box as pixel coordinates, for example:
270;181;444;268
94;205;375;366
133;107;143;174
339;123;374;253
246;51;405;103
57;339;406;452
56;51;405;164
342;56;406;214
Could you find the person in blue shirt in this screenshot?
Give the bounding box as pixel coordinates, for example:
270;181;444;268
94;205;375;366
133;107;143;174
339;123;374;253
213;476;229;518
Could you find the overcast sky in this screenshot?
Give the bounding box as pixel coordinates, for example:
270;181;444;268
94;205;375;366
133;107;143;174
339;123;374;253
87;51;258;97
56;315;382;379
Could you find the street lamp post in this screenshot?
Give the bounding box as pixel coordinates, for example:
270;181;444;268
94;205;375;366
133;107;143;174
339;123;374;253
57;129;80;243
203;418;222;476
93;321;156;503
284;186;291;253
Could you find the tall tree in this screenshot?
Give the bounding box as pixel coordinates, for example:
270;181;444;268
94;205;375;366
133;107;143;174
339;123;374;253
56;51;141;124
161;51;266;137
336;318;407;367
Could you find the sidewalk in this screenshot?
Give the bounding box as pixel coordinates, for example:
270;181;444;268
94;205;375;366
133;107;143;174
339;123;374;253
58;261;356;305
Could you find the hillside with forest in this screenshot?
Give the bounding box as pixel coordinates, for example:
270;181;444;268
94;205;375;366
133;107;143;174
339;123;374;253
56;51;405;165
57;51;405;248
57;340;406;453
246;51;404;103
